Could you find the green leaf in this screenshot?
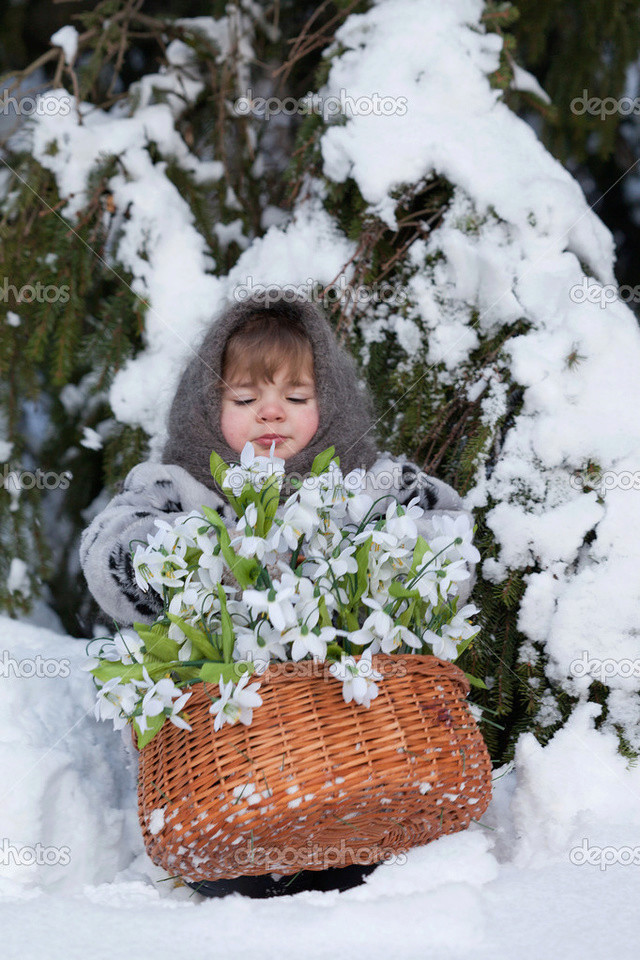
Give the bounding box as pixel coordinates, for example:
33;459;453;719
258;472;281;535
198;661;254;684
352;535;371;604
201;506;261;587
341;609;360;632
133;621;180;662
209;450;237;503
317;595;333;628
183;546;202;566
91;661;146;683
464;672;488;689
410;536;431;576
456;631;480;657
217;583;235;663
398;598;417;627
165;613;220;659
210;450;260;518
310;446;336;476
325;642;344;660
134;713;166;749
388;581;420;600
92;659;184;683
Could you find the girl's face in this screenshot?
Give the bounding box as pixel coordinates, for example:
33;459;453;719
220;360;319;461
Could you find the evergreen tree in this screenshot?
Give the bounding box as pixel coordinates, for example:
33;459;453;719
2;0;640;769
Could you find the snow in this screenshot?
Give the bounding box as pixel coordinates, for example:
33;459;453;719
80;427;103;451
49;26;78;67
1;616;640;958
510;64;552;104
7;558;30;595
6;0;640;949
0;439;13;460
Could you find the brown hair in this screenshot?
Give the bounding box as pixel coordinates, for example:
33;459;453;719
216;311;314;391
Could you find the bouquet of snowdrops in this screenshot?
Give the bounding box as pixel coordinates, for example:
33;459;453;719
87;444;483;747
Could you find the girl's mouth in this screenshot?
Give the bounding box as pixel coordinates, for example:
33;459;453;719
255;435;287;447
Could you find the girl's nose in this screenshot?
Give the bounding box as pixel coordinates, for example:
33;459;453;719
256;397;285;421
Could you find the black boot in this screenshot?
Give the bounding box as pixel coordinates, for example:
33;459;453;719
184;862;378;899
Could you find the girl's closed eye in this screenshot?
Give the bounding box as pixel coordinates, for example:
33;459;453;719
233;397;309;405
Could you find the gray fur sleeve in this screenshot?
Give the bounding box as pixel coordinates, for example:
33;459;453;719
361;456;478;603
79;462;232;628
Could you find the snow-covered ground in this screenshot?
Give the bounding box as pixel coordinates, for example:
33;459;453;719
2;614;639;960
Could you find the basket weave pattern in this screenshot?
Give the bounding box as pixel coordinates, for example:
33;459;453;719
137;655;492;881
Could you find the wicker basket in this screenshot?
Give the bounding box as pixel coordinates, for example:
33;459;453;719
137;654;492;881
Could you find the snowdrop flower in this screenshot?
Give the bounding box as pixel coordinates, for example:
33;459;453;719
170;511;214;551
196;550;226;591
234;531;269;561
223;441;285;494
241;503;258;529
383;498;423;543
423;606;479;661
361;595;395;641
374;624;422;654
345;493;374;525
95;677;140;729
280;498;321;548
133;544;190;594
353;526;398;550
428;513;480;565
88;629;144;669
285;622;336;662
209;673;263;730
167;574;216;647
243;582;297;631
234;619;291;666
435;557;471;600
277;572;321;622
410;554;442;606
230;503;283;561
329;649;382;708
113;629;145;664
308;545;358;584
423;629;458;661
374;547;413;582
454;603;480;624
305;518;344;559
358;595;421;653
129;668;193;733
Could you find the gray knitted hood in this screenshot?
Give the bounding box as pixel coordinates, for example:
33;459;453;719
161;293;381;500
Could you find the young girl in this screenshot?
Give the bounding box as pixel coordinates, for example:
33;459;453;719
79;292;476;898
80;292;475;627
